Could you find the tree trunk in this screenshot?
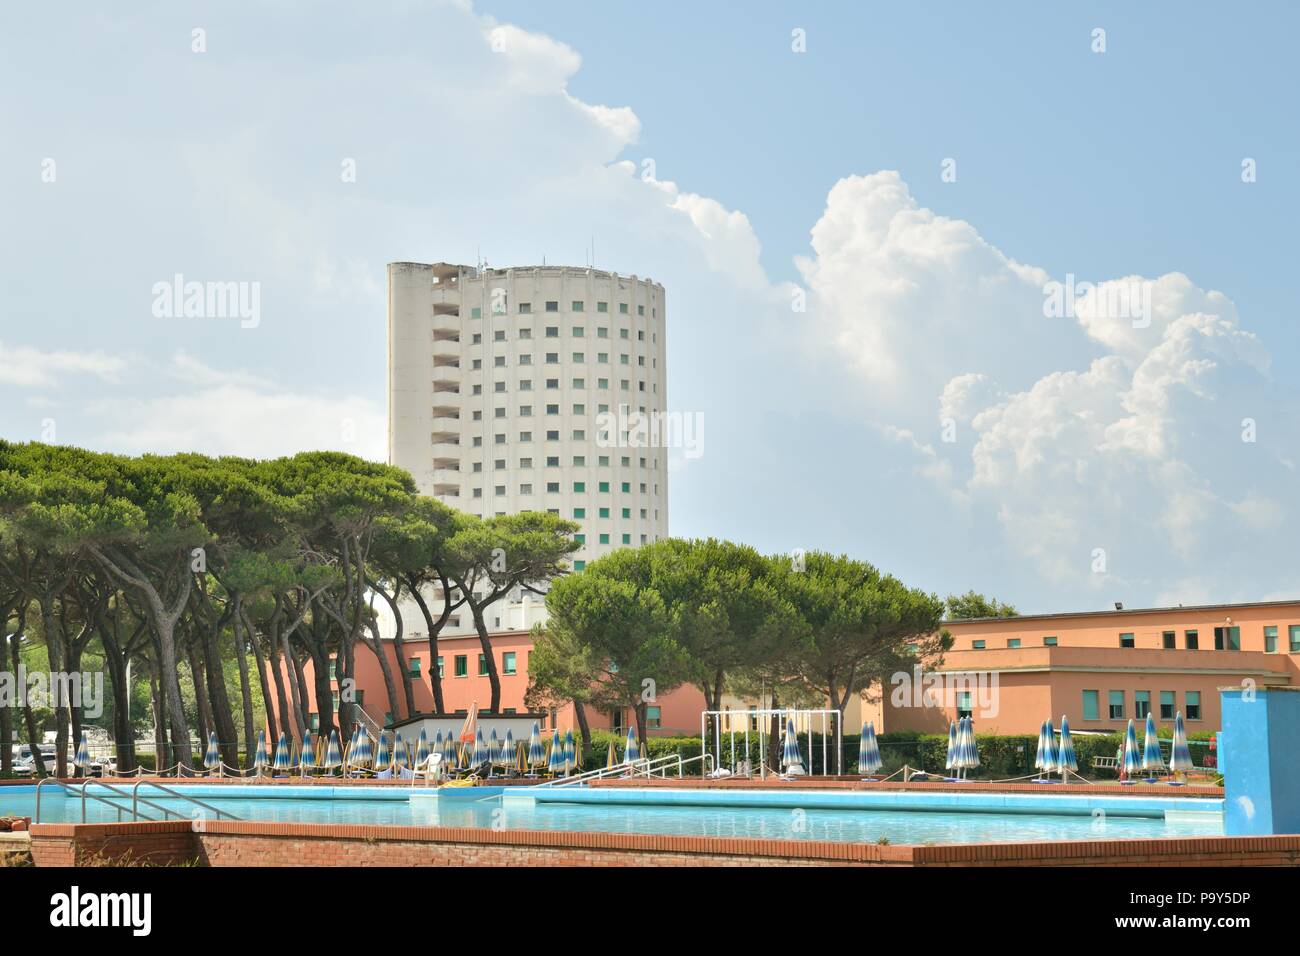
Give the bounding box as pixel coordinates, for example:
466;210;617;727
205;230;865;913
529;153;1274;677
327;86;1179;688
308;644;334;739
267;636;293;744
634;700;649;754
363;622;402;728
102;650;135;773
39;596;70;778
188;641;212;754
406;577;449;713
288;647;312;739
148;664;168;772
247;622;278;746
468;603;502;712
67;643;83;779
232;602;256;761
280;629;307;739
574;700;591;749
767;691;782;774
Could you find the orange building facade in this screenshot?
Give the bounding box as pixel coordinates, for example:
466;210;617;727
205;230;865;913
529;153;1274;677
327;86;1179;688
880;600;1300;735
266;629;707;739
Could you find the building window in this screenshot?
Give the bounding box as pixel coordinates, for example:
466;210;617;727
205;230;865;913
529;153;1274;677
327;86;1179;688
1082;690;1099;721
1119;632;1135;648
647;706;662;729
573;560;586;571
1007;638;1021;648
1043;636;1058;646
1185;630;1199;650
957;692;972;719
1108;690;1125;720
454;655;468;678
972;640;985;650
1162;631;1176;649
503;652;517;675
545;301;558;312
1265;626;1278;652
408;658;421;677
1159;691;1176;720
573;507;586;518
1290;625;1300;652
1186;691;1202;721
572;301;584;312
1134;690;1151;719
471;307;481;318
478;653;488;676
519;302;531;314
436;657;444;679
1214;626;1240;651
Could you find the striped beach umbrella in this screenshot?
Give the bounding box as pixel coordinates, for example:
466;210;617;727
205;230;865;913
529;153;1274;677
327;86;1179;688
781;713;805;775
442;731;458;769
1033;721;1049;775
1142;713;1164;776
394;734;411;773
415;729;431;769
1057;716;1078;776
273;732;291;773
253;730;270;773
547;729;564;774
1123;719;1142;779
527;723;545;773
487;729;501;770
605;740;618;769
1170;712;1193;775
75;731;92;771
299;732;315;774
962;717;980;773
858;722;882;776
1042;719;1058;773
624;726;640;764
471;727;490;768
324;729;343;771
352;726;374;770
563;729;576;774
500;730;515;770
944;721;958;772
204;732;222;772
373;731;392;773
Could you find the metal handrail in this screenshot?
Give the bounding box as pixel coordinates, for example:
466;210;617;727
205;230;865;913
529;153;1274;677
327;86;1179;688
539;751;713;788
63;779;179;823
131;780;241;821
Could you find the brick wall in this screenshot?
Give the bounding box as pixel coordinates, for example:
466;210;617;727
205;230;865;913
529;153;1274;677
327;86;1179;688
28;819;1300;867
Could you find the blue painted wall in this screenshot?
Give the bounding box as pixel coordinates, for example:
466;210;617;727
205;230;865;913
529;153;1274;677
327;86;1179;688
1222;687;1300;835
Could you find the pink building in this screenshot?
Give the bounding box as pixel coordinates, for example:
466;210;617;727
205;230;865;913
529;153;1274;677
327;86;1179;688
266;629;706;739
882;600;1300;736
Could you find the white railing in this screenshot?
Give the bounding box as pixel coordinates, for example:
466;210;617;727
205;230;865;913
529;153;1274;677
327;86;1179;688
538;751;714;788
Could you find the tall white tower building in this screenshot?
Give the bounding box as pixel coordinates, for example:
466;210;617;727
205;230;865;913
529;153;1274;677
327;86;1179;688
387;262;669;634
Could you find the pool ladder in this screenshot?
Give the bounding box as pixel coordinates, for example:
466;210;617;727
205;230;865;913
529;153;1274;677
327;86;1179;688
34;778;243;824
537;752;714;788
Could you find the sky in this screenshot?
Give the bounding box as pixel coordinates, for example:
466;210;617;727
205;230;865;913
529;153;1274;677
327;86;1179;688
2;1;1297;613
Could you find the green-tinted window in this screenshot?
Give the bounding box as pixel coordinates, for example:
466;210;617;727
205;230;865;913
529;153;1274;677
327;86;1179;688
574;533;585;544
1043;636;1058;646
436;657;444;679
573;507;585;518
573;560;586;571
598;481;610;493
599;533;610;544
621;507;631;518
408;658;421;677
972;640;985;650
598;507;610;518
1108;690;1125;719
620;481;630;493
478;653;488;676
1119;632;1135;648
471;306;482;318
454;655;468;677
1265;626;1278;652
503;652;517;676
621;533;631;545
1134;690;1150;719
1082;690;1100;721
1186;691;1201;720
1159;691;1176;720
1290;625;1300;652
1007;638;1021;648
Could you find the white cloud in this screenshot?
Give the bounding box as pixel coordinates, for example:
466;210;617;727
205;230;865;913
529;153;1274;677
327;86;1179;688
0;341;128;389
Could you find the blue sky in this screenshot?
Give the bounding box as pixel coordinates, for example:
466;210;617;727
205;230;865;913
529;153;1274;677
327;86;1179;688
2;1;1296;613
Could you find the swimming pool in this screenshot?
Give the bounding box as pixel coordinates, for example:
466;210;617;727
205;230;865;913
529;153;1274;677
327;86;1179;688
1;784;1224;846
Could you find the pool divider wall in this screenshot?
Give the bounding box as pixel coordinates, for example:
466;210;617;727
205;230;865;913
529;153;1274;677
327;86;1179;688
1221;685;1300;836
25;819;1300;868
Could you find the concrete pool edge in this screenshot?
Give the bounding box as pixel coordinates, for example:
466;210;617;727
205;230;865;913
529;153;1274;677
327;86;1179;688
25;818;1300;867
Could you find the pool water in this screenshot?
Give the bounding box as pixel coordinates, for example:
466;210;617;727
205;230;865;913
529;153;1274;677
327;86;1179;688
0;784;1224;846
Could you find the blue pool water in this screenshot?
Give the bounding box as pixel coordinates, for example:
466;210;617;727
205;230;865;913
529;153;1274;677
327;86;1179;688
0;784;1224;846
